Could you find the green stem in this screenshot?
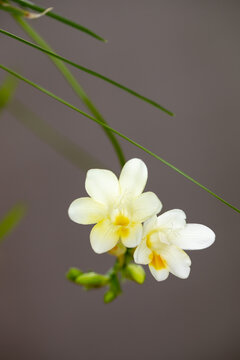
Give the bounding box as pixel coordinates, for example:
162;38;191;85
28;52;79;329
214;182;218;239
14;15;126;168
1;64;239;214
0;28;174;115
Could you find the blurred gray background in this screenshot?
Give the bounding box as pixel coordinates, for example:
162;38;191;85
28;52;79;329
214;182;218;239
0;1;240;359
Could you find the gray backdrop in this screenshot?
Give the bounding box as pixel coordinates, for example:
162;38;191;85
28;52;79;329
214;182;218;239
0;1;240;359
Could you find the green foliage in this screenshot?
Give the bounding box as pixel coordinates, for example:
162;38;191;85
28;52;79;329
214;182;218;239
14;16;126;167
0;75;17;113
0;2;27;17
0;204;26;243
9;0;107;42
1;64;238;214
0;28;174;116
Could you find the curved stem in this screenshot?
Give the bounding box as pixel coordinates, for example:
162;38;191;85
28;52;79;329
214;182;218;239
14;15;126;167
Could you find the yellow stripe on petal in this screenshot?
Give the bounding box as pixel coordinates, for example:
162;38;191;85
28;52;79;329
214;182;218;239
150;252;167;270
149;265;169;281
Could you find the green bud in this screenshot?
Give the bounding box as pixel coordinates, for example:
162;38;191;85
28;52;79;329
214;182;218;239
104;290;117;303
66;267;83;282
75;272;109;287
125;264;146;284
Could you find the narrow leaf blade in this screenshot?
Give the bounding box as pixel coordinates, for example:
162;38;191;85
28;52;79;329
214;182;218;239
9;0;107;42
0;64;238;214
0;28;174;115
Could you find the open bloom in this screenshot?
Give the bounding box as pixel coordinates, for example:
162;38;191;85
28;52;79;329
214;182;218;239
134;209;215;281
68;158;162;254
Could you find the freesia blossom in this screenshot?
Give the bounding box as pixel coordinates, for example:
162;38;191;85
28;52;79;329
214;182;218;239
68;158;162;254
134;210;215;281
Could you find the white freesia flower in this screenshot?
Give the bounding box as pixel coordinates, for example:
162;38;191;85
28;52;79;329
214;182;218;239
134;209;215;281
68;158;162;254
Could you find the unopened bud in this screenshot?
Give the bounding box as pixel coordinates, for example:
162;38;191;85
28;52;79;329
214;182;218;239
104;290;116;303
75;272;109;287
125;264;145;284
66;267;83;282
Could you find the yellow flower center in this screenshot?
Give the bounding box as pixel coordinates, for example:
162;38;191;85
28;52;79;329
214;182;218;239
114;214;130;226
114;214;130;238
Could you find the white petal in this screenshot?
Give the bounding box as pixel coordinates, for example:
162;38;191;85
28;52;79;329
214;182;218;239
121;223;143;248
134;239;152;265
157;209;186;230
161;245;191;279
173;224;215;250
85;169;120;205
142;215;158;238
90;219;119;254
68;197;106;225
149;265;169;281
132;192;162;222
119;158;148;197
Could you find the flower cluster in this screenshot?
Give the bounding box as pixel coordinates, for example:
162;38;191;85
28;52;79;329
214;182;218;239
68;158;215;281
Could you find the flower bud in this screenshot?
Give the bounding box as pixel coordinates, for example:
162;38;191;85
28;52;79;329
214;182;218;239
104;290;116;303
125;264;145;284
75;272;109;287
66;267;83;282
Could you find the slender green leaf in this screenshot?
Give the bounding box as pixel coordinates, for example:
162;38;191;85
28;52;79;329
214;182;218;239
9;0;107;42
0;28;174;116
0;75;18;113
8;98;105;171
14;16;126;168
0;64;239;214
0;2;27;16
0;204;26;243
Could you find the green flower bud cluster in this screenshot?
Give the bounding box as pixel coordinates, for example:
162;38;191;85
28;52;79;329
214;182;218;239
66;257;146;303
